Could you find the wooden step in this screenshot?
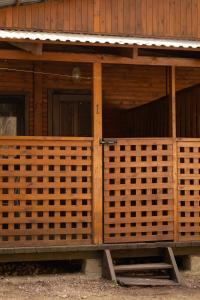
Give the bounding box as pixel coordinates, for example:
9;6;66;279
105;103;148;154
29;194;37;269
102;247;181;287
117;276;180;287
114;263;173;273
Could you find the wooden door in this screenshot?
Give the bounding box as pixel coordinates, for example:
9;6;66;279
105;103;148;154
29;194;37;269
103;138;174;243
49;94;91;137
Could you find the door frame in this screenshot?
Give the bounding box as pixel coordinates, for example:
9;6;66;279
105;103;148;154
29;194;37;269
48;89;91;136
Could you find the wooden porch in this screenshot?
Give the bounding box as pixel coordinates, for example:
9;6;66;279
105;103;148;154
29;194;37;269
0;56;200;249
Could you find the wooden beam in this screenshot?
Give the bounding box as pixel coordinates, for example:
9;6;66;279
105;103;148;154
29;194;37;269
169;66;178;242
10;42;43;55
1;49;200;67
132;48;138;58
92;62;103;245
33;63;43;135
102;250;117;282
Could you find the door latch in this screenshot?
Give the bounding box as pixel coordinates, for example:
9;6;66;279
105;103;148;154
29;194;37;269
99;138;117;145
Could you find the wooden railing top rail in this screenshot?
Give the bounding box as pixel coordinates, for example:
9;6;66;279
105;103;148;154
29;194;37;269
112;138;173;141
176;138;200;142
0;136;93;141
1;136;200;141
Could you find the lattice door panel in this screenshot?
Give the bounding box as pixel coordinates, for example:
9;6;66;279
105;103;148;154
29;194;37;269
104;139;174;243
177;141;200;241
0;137;93;247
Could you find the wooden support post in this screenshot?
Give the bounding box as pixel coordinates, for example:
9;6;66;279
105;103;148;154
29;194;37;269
92;63;103;244
169;66;178;241
34;63;43;136
169;66;176;138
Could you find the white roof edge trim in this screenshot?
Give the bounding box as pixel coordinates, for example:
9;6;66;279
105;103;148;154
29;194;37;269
0;29;200;49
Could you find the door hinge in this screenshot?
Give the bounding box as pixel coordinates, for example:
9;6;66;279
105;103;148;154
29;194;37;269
99;138;117;145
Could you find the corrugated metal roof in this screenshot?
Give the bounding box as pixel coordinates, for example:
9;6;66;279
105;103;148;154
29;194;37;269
0;29;200;49
0;0;43;8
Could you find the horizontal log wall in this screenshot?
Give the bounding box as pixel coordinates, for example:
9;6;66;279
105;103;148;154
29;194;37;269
0;0;200;39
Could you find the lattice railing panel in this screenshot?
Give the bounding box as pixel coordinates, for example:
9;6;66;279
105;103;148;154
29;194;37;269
0;137;93;247
177;140;200;241
104;139;174;243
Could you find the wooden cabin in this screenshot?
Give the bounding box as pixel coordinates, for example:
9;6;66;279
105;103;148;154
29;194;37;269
0;0;200;270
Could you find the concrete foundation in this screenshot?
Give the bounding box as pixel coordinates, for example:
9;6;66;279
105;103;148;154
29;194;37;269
185;255;200;273
82;258;102;279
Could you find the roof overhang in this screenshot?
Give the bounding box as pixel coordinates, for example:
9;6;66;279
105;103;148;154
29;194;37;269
0;30;200;50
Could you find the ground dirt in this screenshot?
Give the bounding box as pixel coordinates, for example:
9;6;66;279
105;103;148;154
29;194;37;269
0;271;199;300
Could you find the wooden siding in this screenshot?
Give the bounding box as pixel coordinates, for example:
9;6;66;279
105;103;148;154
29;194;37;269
0;0;200;40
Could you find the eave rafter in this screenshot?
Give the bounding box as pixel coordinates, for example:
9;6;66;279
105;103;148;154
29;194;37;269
9;42;43;55
0;48;199;68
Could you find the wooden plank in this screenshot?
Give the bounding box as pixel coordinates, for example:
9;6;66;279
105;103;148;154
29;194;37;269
102;249;116;282
75;0;82;32
124;0;131;34
9;42;42;55
87;0;94;33
117;277;179;286
118;0;124;34
0;136;93;141
92;62;103;245
169;66;178;242
5;7;13;28
25;6;32;29
56;0;64;31
82;0;88;32
169;66;176;138
93;0;100;32
2;49;200;67
63;0;70;31
146;0;153;36
69;0;76;31
114;263;172;272
111;0;118;34
165;247;181;284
